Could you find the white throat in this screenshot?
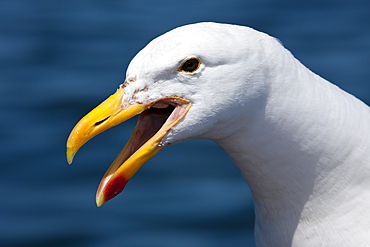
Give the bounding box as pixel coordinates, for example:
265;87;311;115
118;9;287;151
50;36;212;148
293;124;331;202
216;43;370;246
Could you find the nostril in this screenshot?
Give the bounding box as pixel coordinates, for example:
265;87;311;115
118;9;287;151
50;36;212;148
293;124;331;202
94;116;110;126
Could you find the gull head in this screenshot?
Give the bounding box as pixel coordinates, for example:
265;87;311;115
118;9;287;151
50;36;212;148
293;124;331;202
67;22;274;206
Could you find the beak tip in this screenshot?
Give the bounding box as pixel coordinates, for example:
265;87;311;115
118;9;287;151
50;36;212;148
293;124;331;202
96;199;103;207
96;192;105;207
66;149;75;165
95;176;128;207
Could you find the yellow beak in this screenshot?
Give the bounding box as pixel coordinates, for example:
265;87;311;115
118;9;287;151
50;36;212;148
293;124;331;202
66;88;191;207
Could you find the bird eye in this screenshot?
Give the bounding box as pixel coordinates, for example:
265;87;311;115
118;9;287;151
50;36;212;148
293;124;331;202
178;58;200;73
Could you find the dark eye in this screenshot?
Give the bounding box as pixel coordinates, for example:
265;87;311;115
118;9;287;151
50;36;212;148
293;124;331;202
179;58;200;73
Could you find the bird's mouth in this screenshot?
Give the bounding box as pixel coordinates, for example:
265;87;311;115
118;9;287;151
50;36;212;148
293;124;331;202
66;88;191;206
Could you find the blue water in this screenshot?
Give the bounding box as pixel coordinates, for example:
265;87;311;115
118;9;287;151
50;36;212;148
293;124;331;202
1;1;369;246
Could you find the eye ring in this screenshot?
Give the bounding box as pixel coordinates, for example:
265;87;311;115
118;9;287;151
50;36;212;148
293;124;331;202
178;58;201;73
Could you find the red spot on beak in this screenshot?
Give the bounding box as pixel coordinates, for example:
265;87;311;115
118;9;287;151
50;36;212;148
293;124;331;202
104;176;128;202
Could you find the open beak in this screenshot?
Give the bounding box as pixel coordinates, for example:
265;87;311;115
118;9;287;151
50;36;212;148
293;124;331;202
66;88;191;206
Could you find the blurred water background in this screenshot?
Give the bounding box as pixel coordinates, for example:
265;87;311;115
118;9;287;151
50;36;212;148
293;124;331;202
1;0;369;246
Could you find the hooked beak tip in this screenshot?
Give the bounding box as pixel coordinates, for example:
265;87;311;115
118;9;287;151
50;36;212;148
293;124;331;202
66;148;75;165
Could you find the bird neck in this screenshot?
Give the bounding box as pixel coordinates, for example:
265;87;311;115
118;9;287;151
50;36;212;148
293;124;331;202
216;49;370;246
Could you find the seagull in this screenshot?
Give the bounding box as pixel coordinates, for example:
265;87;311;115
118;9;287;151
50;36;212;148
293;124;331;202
66;22;370;246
